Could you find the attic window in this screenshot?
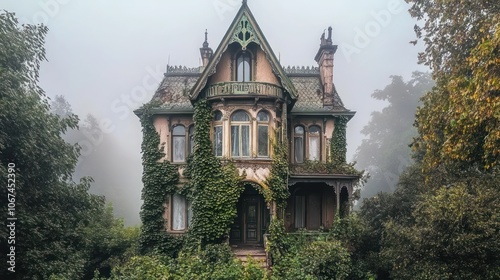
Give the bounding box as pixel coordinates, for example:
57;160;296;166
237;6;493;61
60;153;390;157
236;52;251;82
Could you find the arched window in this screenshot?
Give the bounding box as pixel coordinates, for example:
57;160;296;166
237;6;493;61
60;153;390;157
294;126;304;163
231;110;250;157
188;125;195;155
257;111;269;157
308;125;321;161
236;52;251;82
172;125;186;163
213;111;223;157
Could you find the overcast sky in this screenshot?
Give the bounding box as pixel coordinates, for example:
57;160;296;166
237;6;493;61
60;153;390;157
2;0;428;225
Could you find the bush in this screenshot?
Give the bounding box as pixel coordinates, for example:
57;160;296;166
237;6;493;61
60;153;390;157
302;240;351;280
109;255;172;280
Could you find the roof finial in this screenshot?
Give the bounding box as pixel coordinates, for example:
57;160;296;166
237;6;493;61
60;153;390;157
327;26;333;43
243;0;247;5
203;29;209;48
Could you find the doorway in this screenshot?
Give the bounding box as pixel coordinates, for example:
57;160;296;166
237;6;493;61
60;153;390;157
230;184;268;245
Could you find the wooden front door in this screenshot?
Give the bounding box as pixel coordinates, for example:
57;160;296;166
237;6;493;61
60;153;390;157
230;191;267;245
244;196;259;243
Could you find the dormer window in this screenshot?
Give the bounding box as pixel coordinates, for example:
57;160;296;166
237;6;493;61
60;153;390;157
236;52;251;82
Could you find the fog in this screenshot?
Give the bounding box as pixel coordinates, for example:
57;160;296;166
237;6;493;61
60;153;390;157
1;0;428;225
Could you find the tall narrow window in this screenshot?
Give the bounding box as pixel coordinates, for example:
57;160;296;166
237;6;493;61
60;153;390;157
172;125;186;163
214;111;223;157
231;110;251;157
236;52;251;82
257;111;269;157
308;125;321;161
294;126;304;163
188;125;195;155
172;193;187;231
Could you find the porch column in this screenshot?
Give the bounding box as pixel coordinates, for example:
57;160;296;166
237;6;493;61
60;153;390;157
335;184;340;215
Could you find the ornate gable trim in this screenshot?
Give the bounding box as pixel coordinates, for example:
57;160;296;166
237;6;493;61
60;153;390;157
189;2;297;102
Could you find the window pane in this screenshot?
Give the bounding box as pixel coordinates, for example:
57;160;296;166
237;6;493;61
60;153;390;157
258;125;268;156
242;125;250;157
257;111;269;122
172;194;186;230
173;125;185;135
294;137;304;163
214;111;223;121
295;126;304;135
173;136;185;162
231;111;250;121
295;195;305;228
231;126;240;156
309;136;320;161
214;126;223;156
237;54;251;82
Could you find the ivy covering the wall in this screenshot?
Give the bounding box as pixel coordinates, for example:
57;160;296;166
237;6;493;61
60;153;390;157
264;136;290;210
138;102;182;256
331;116;348;165
185;99;244;245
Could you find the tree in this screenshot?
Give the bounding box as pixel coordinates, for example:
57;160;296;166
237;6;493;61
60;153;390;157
381;170;500;279
355;72;433;198
408;0;500;174
0;12;137;279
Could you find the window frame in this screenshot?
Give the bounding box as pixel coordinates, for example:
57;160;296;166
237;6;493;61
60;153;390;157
213;111;223;157
235;51;252;82
256;110;270;157
170;193;192;232
294;125;305;163
308;125;321;161
230;110;251;158
172;125;187;163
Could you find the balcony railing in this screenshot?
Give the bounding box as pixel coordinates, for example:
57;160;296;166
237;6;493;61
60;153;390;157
206;82;284;98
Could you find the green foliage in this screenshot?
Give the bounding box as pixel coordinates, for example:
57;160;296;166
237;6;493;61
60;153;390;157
139;102;181;256
186;99;244;244
109;255;173;280
302;240;351;280
331;116;348;164
355;72;433;197
264;136;289;209
381;170;500;280
408;0;500;173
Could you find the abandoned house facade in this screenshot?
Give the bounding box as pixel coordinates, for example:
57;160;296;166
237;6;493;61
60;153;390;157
137;1;359;246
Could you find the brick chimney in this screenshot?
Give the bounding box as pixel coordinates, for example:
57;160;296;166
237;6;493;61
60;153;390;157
314;27;337;95
200;29;213;68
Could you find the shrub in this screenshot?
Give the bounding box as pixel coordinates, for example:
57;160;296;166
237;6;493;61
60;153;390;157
302;240;351;280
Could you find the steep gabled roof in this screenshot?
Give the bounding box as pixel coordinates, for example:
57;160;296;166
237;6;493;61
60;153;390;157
189;1;297;101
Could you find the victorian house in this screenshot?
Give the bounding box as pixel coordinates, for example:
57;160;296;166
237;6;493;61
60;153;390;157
136;1;359;246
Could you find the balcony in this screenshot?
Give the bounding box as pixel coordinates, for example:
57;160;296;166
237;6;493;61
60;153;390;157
206;82;284;98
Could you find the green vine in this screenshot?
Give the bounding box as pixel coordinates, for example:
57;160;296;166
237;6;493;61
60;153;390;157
186;99;244;245
138;102;181;256
264;135;290;210
331;116;348;164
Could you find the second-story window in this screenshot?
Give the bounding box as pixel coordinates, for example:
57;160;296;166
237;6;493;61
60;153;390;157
294;126;304;163
236;52;251;82
257;110;269;157
172;125;186;163
308;125;321;161
231;110;250;157
214;111;223;157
